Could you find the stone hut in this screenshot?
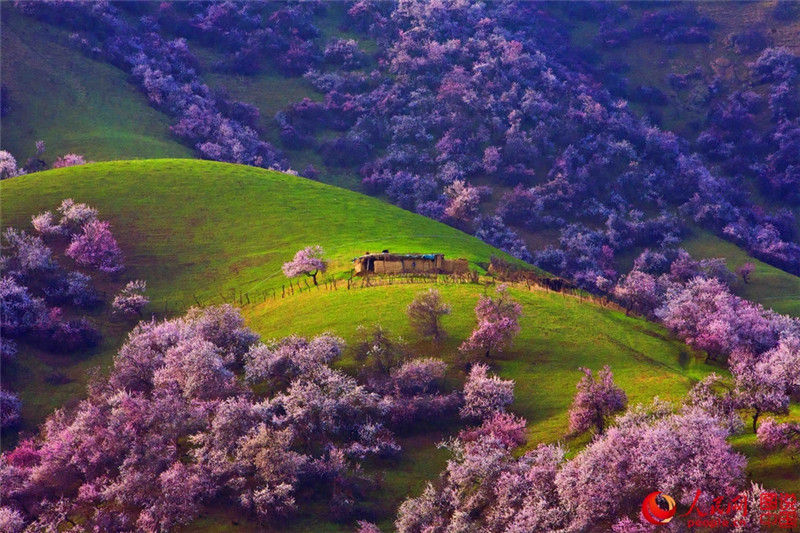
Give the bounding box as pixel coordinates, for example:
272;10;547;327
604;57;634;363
353;251;469;276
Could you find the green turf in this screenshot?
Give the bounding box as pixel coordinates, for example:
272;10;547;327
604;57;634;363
0;159;516;431
0;6;192;162
683;228;800;317
2;160;797;530
248;283;715;444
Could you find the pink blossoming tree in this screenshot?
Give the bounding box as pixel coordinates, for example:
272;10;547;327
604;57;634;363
66;219;124;273
282;245;327;285
52;153;88;168
460;363;515;420
756;417;800;452
460;285;522;359
568;366;628;436
112;280;149;318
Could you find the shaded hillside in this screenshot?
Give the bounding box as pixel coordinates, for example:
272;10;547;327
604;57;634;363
6;160;783;531
0;6;191;161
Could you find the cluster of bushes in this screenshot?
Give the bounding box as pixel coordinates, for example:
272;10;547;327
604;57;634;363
164;1;324;76
0;305;470;530
612;248;800;438
0;141;87;179
0;200;143;430
693;47;800;211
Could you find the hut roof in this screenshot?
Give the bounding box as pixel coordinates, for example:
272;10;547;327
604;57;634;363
352;252;442;262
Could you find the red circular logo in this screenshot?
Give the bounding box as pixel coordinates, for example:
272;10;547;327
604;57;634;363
642;491;677;525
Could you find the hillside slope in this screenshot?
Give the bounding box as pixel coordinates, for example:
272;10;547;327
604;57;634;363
2;160;794;531
0;6;191;161
1;159;518;429
1;160;514;305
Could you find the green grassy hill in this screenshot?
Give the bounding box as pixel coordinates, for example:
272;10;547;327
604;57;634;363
0;159;514;428
0;6;191;162
1;160;797;531
684;228;800;317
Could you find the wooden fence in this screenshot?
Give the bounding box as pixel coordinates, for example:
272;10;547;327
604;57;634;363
147;269;625;317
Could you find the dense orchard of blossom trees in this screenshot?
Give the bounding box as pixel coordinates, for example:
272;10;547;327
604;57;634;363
281;0;796;284
0;200;139;431
0;306;464;530
609;248;800;435
12;1;799;288
16;1;288;169
395;400;747;532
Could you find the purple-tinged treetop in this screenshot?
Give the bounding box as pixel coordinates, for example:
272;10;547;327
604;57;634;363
66;219;124;273
568;365;627;436
460;285;522;359
52;153;88;168
757;417;800;452
460;363;515;420
112;280;149;318
282;245;327;285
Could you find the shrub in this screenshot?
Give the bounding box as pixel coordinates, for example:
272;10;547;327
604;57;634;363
353;324;407;377
66;219;124;273
52;153;88;168
38;317;101;353
43;271;100;308
323;38;365;69
757;417;800;451
2;227;55;275
0;338;17;364
736;262;755;283
0;276;47;338
55;199;99;235
0;389;22;429
0;150;24;179
460;363;514;420
406;289;451;341
112;280;149;317
391;358;447;395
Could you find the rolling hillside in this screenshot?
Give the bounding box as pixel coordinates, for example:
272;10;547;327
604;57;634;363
4;2;799;329
3;160;796;531
0;6;191;162
0;159;515;428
